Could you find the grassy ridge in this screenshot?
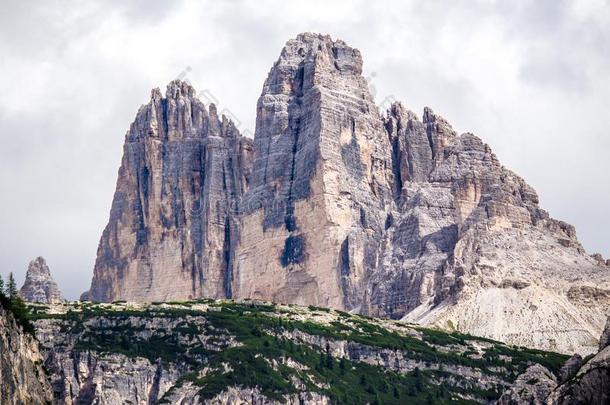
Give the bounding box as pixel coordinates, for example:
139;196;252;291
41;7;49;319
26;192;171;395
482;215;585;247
29;300;568;404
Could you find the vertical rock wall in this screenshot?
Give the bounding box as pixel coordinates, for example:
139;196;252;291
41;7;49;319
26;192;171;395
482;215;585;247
233;33;395;310
0;306;53;404
88;81;252;302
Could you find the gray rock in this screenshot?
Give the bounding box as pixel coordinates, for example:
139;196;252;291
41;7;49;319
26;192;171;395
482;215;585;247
548;346;610;404
232;33;610;354
18;256;63;304
234;32;395;311
498;364;557;404
600;317;610;351
558;354;582;383
79;290;90;301
87;80;253;302
0;306;53;404
88;33;610;354
545;319;610;404
591;253;606;266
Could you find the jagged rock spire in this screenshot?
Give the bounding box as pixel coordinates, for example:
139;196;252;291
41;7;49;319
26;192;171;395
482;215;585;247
18;257;64;304
86;80;252;302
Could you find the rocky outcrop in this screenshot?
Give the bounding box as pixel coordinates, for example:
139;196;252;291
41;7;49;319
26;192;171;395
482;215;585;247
87;81;253;302
497;364;557;405
558;354;583;383
88;33;610;355
546;317;610;404
500;317;610;404
0;305;53;404
18;256;64;304
599;317;610;351
548;346;610;404
161;385;332;405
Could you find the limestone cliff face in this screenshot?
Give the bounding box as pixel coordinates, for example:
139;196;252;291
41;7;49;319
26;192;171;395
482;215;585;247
0;305;53;405
19;256;64;304
87;81;252;302
89;33;609;355
233;33;395;309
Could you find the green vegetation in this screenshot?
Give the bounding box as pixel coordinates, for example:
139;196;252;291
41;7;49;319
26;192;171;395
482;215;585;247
165;304;477;404
0;273;35;335
28;300;569;404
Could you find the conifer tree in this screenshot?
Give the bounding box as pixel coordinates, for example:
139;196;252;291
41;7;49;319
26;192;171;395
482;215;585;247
8;272;18;299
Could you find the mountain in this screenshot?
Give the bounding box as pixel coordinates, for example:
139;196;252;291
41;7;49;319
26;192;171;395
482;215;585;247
88;81;252;302
28;300;571;404
85;33;609;355
18;256;64;304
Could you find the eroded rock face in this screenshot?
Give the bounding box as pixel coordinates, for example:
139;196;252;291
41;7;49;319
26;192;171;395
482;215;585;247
18;256;63;304
233;33;394;310
0;306;53;405
599;317;610;351
546;318;610;404
498;364;557;405
89;33;610;355
558;354;583;383
87;81;253;302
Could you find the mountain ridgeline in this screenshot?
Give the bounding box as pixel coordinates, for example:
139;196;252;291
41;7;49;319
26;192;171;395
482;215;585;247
85;33;610;355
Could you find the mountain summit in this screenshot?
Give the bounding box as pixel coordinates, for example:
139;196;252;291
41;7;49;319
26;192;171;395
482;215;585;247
84;33;610;354
19;256;64;304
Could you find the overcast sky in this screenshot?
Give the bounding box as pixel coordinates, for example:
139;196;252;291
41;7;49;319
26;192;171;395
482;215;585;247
1;0;608;299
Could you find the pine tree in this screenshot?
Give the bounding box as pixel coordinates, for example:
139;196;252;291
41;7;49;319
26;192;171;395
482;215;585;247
0;274;5;297
325;342;333;369
8;272;18;299
413;367;423;392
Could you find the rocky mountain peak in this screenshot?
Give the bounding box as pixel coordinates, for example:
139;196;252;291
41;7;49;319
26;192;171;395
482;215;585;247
264;32;366;100
88;33;610;355
87;78;252;303
128;79;238;143
164;79;197;99
18;256;63;304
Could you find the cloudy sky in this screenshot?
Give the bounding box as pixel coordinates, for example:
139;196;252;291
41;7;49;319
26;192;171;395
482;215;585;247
1;0;608;299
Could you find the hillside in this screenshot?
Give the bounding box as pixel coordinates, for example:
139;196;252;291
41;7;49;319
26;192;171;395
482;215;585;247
29;300;568;404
